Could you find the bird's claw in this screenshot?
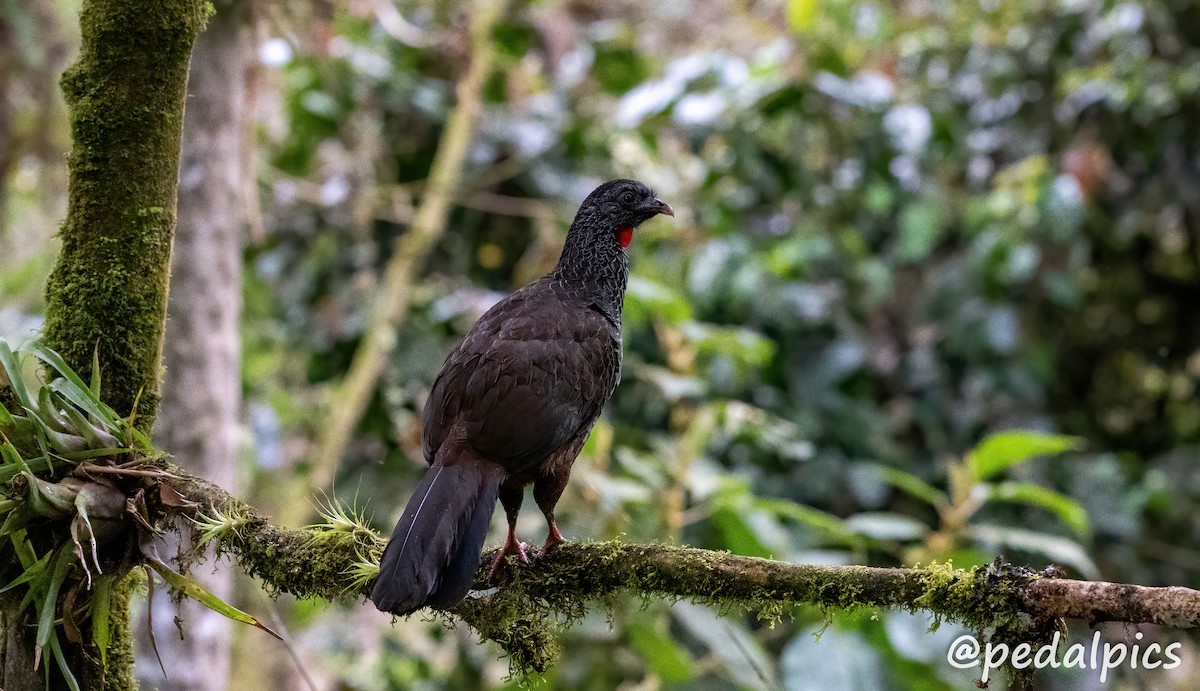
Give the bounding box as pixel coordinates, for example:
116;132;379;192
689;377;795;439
487;534;531;577
536;539;566;558
511;541;532;564
537;524;567;557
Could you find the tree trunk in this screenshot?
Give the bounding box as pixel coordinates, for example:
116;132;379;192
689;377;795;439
0;1;208;689
134;2;250;690
40;0;208;433
1;602;43;691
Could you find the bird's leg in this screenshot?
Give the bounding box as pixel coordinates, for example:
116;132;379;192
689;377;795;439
489;483;529;575
533;471;570;556
541;512;566;554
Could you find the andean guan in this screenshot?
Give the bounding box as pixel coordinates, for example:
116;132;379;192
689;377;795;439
370;179;674;616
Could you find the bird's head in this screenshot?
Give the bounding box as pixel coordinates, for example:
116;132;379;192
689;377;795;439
576;179;674;249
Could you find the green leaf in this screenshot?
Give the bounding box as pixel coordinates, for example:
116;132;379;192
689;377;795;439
39;426;89;454
23;341;120;428
758;497;854;542
0;397;15;428
708;481;782;557
0;455;51;484
843;512;930;542
22;341;92;403
680;322;777;368
0;339;33;409
92;574;115;668
0;413;40;455
56;447;136;462
627;618;694;682
0;440;29;471
10;530;38;568
49;379;119;433
48;631;81;691
897;200;944;262
986;482;1091;538
0;503;36;539
90;344;102;399
0;550;51;594
787;0;819;33
624;276;694;326
967;431;1082;481
673;602;776;687
61;402;119;449
35;386;74;435
146;559;283;640
782;625;886;690
37;547;76;651
711;503;773;558
862;464;947;507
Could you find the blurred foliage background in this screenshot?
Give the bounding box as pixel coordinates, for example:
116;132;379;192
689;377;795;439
3;0;1200;688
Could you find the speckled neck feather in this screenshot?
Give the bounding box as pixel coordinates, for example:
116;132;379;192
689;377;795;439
553;198;631;324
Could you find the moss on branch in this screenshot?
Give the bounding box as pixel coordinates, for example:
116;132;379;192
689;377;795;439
158;460;1200;676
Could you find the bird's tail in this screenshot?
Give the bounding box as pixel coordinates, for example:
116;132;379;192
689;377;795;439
370;455;504;615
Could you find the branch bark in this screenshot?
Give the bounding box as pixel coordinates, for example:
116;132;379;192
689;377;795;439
161;461;1200;675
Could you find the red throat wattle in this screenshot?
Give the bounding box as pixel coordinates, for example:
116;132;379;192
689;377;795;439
618;227;633;248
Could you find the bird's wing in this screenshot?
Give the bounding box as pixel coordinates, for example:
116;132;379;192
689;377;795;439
422;288;619;475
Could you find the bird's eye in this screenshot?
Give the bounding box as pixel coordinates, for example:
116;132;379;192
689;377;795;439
620;192;635;206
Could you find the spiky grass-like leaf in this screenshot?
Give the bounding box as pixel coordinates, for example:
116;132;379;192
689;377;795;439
145;557;283;640
343;544;382;593
47;629;81;691
0;438;29;471
0;549;51;596
0;393;15;428
0;339;135;457
0;455;52;484
309;493;373;539
37;547;76;653
190;504;251;547
0;339;158;688
23;341;121;430
35;386;74;435
91;574;114;668
0;339;33;409
89;345;101;400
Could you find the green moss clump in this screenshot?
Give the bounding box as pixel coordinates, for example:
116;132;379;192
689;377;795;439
0;383;18;415
225;522;380;602
912;561;1026;635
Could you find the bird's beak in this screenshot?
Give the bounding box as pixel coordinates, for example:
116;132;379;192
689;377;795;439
650;198;674;217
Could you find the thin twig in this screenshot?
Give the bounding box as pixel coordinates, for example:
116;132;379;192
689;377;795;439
76;466;181;479
265;604;321;691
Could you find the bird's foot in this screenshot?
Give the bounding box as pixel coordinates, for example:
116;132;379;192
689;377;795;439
487;533;530;576
537;523;567;557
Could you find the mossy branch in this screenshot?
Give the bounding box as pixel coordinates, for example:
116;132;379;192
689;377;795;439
159;460;1200;675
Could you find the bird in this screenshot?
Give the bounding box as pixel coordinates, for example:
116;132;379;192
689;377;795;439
370;179;674;616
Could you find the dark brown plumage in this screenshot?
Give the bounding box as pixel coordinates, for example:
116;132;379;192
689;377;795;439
370;179;674;615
